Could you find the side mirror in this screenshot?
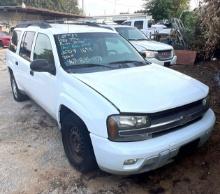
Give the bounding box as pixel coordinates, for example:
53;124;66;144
30;59;56;75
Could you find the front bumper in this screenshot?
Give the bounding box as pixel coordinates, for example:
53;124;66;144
90;109;215;175
147;55;177;66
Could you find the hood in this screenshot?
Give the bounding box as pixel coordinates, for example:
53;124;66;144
74;64;208;113
130;40;173;52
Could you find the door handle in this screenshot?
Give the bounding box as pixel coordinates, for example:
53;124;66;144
30;70;34;76
15;61;18;66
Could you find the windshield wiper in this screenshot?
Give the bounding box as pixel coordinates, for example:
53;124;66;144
66;63;115;70
109;60;146;65
128;38;147;41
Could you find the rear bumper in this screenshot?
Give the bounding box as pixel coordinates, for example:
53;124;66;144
90;109;215;175
148;56;177;66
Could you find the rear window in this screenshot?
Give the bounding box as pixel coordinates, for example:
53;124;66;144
19;31;35;61
9;30;21;53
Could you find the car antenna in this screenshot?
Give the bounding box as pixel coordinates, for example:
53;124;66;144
67;18;70;33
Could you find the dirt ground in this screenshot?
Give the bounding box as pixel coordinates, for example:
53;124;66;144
1;48;220;194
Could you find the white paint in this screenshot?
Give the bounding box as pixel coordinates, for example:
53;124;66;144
6;24;215;175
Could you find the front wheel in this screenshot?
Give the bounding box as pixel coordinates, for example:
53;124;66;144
61;114;97;172
10;73;27;102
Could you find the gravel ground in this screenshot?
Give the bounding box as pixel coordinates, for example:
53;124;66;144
1;48;220;194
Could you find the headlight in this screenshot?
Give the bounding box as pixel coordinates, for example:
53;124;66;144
107;115;151;142
144;50;158;58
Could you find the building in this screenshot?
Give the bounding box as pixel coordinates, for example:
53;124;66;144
92;14;152;24
0;6;86;28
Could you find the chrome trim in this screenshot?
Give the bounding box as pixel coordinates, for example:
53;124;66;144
149;117;182;128
119;109;207;137
157;50;172;61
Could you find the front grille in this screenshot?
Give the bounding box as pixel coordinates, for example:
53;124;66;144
157;50;172;61
149;100;208;137
119;100;208;139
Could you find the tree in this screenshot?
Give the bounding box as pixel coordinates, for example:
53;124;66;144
201;0;220;58
145;0;172;21
0;0;80;14
144;0;190;21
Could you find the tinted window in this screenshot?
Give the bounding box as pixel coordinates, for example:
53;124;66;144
33;33;54;65
9;30;21;53
19;32;35;61
134;21;144;29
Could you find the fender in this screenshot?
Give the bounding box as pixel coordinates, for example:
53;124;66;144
56;91;119;138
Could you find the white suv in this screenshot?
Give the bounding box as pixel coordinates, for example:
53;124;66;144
6;22;215;175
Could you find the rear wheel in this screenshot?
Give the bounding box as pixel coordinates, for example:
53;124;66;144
61;114;97;172
10;73;27;102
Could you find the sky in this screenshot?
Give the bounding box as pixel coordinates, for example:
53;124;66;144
78;0;200;16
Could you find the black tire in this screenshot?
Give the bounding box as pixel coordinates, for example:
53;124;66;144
61;114;97;172
10;73;28;102
0;41;3;48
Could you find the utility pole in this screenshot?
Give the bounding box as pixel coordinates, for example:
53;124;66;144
82;0;85;15
114;0;117;14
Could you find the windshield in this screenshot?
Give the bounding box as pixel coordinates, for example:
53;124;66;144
55;32;147;73
115;27;148;41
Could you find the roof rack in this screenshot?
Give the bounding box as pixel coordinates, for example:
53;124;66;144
15;19;103;29
16;21;52;29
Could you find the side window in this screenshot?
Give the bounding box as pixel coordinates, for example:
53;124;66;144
19;31;35;61
134;21;144;30
9;30;21;53
33;33;55;66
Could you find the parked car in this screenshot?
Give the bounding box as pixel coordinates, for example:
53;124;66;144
104;25;177;66
122;18;171;37
6;22;215;175
0;31;11;48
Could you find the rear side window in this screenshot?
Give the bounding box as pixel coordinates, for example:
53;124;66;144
19;31;35;61
33;33;55;65
9;30;21;53
134;21;144;30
